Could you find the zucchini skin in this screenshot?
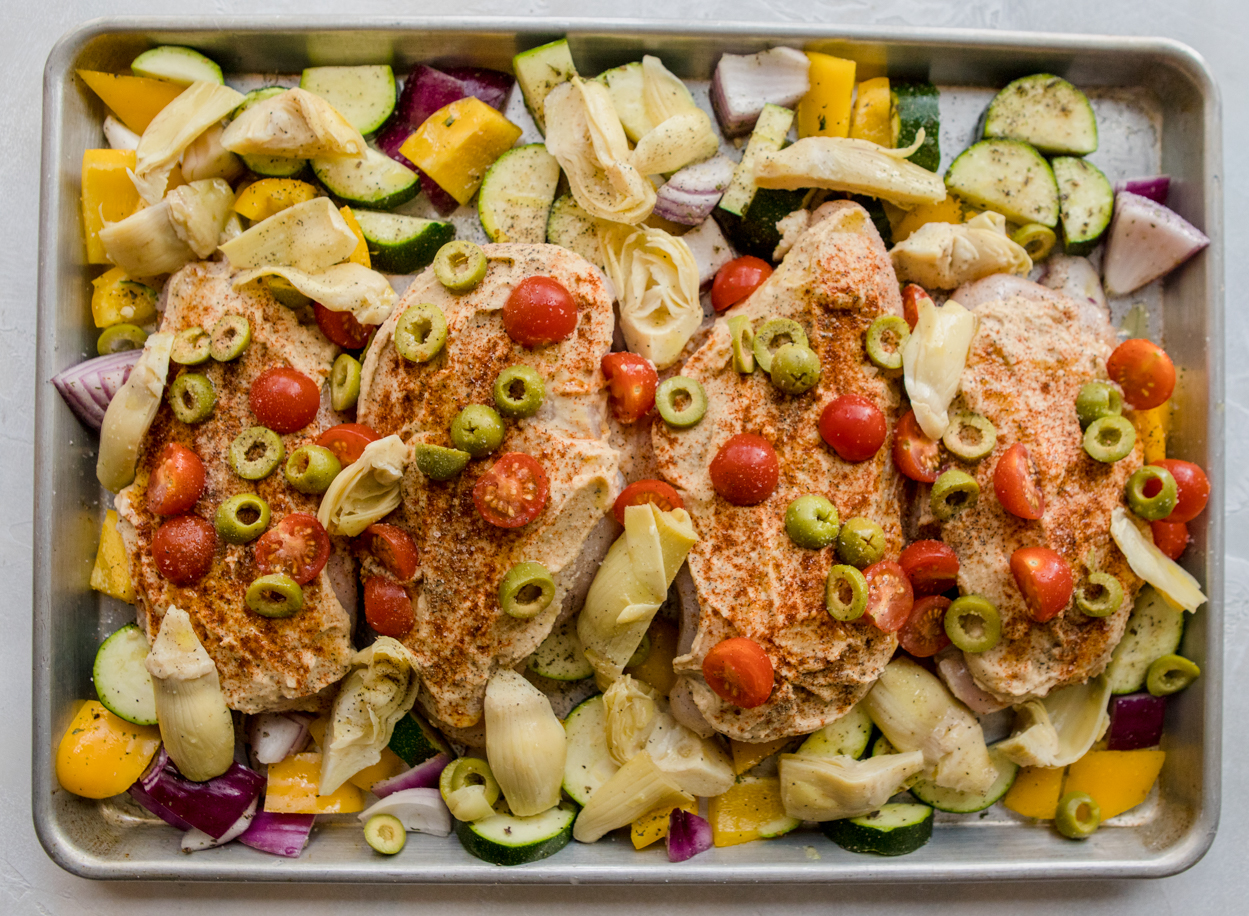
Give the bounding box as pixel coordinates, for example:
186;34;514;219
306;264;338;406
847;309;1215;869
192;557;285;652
713;187;807;261
891;83;940;172
820;803;934;856
454;804;577;866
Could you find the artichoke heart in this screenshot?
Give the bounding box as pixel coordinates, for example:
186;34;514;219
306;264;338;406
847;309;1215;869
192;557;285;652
167;178;236;258
572;750;692;843
628;56;718;176
99;202;196;278
320;636;420;795
97;331;173;492
644;711;734;797
220;87;367;160
1110;507;1207;612
891;211;1032;290
220;197;360;275
603;675;661;765
901;295;978;440
998;675;1111;769
484;670;566;817
232;262;396;327
778;751;925;822
132;81;245;205
181;122;244;184
144;606;235;783
317;435;408;537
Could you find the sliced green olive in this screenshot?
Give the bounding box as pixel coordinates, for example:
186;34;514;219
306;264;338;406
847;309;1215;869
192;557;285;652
284;444;342;494
209;314;252;361
214;493;271;545
943;411;997;461
769;344;821;395
1011;222;1057;260
97;323;148;356
498;561;556;619
266;275;313;311
785;494;840;549
728;315;755;374
752;318;808;375
439;757;500;808
944;595;1001;653
245;573;304;618
1076;381;1123;430
450;404;505;458
229;426;285;480
493;365;545;419
836;517;886;568
331;353;362;412
171;326;212;365
412;442;471;481
168;372;216;424
433;240;488;292
1146;653;1200;696
1075;571;1124;617
1125;465;1178;521
394;303;448;363
628;631;652;668
931;469;980;521
825;564;868;621
363;813;406;855
1055;791;1100;840
656;376;707;429
865;315;910;371
1083;415;1136;463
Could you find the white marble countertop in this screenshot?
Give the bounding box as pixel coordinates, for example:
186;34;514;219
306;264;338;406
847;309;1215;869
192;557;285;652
3;1;1244;912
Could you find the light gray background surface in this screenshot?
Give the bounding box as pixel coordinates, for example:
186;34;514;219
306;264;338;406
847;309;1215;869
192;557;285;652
4;1;1244;913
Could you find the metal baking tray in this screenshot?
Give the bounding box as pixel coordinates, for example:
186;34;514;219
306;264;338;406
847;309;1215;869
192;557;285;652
33;17;1224;883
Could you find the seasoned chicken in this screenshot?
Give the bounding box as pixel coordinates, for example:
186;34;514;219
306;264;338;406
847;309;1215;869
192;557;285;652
655;201;905;743
116;261;354;714
357;244;621;729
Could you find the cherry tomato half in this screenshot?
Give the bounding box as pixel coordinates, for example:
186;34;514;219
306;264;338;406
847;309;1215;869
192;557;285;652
503;276;578;347
601;352;658;424
473;452;550;528
316;422;380;465
863;560;915;633
994;442;1044;520
820;394;888;463
710;256;773;313
364;576;415;638
709;433;780;506
1151;459;1210;523
364;523;419;580
152;515;216;586
613;479;684;526
254;513;331;585
249;367;321;434
1107;339;1176;410
314;302;372;350
898;540;960;597
901;283;932;331
892;410;941;483
898;595;952;657
1010;546;1073;623
146;443;206;516
1151;520;1189;560
702;637;774;708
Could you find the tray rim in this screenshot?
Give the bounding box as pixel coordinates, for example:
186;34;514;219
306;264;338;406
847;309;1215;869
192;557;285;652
32;14;1225;884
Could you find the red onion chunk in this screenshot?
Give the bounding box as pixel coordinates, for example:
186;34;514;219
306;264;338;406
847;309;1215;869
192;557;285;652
419;171;461;216
247;712;311;765
1102;190;1209;297
134;748;265;840
51;349;140;431
681;217;737;289
181;797;258;852
358;787;452;837
667;808;713;862
653;155;737;225
238;812;315;858
371;752;451;798
1107;692;1166;750
1115;175;1170;205
129;782;195;832
441;66;513;111
935;651;1009;715
711;47;810;137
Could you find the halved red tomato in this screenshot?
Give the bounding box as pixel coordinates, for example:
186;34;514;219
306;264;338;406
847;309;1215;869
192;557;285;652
701;637;774;708
364;576;415;637
364;523;419;580
152;515;216;586
1151;520;1189;560
316;423;380;465
863;560;914;633
502;276;578;347
314;302;372;350
1152;459;1210;523
898;595;952;657
709;433;779;506
710;256;773;313
1010;546;1073;623
473;453;550;528
898;540;960;596
901;283;932;330
146;443;205;516
819;394;887;463
892;410;940;483
249;367;320;434
254;513;331;585
613;479;684;526
994;442;1044;520
601;352;658;423
1107;339;1175;410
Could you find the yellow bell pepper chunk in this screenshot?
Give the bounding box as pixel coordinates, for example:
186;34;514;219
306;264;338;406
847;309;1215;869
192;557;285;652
399;97;523;206
624;619;680;696
892;195;979;243
81;149;142;264
264;752;364;814
307;715;329;750
339;206;371;269
729;735;795;776
1002;765;1065;819
849;77;893;147
630;800;698;850
89;509;136;602
56;700;161;799
90;267;158;329
1134;402;1170;464
348;746;407;793
797;53;856;139
1063;749;1166;820
708;776;795;847
78;70;186;135
232;179;320;222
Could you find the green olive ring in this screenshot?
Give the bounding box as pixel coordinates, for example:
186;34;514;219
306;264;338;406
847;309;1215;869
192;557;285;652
168;372;216;424
1076;381;1123;430
245;573;305;618
330;353;362;412
1075;571;1125;617
865;315;911;371
943;411;997;461
229;426;285;481
1055;791;1101;840
1146;653;1201;696
394;303;449;363
837;517;886;568
433;240;488;292
209;314;252;362
214;493;271;545
412;442;472;481
944;595;1002;653
450;404;506;458
728;315;755;374
656;376;708;429
931;468;980;521
1125;465;1178;521
1011;223;1057;260
785;494;841;549
171;326;212;365
493;365;546;419
825;564;869;621
1083;415;1136;463
284;444;343;495
439;757;500;808
97;323;148;356
752;318;808;375
498;561;556;619
769;344;822;395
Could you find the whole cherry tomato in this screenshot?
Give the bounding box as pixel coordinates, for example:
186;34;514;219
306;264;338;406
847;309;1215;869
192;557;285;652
601;352;658;423
152;515;216;586
892;410;941;483
502;276;578;346
1151;520;1189;560
249;367;320;434
994;442;1044;520
146;443;205;516
613;479;684;526
901;283;932;331
709;433;779;506
898;595;953;657
473;453;550;528
711;256;773;313
1010;546;1073;622
314;302;372;350
364;577;415;638
364;523;419;580
702;637;774;708
898;540;960;596
316;422;380;465
254;513;331;585
1150;459;1210;523
863;560;915;632
1107;339;1176;410
820;395;887;463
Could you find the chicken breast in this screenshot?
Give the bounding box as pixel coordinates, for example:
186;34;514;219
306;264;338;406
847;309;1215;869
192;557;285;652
116;261;354;714
940;285;1143;702
357;243;620;728
655;201;905;743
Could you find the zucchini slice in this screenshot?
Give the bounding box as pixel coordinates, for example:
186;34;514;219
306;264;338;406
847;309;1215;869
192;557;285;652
352;209;455;274
908;746;1018;813
300;65;397;136
455;800;578;866
595;62;649;144
387;710;451;767
546;194;604;268
714;187;807;262
131;46;223;86
513;39;577;135
478;144;561;244
890;82;940;172
945;139;1060;228
242;154;307;179
92;623;158;726
1105;586;1185;695
530;616;594;682
1053;156;1114;255
719;103;794;218
561;694;618;806
984;74;1098;156
312;147;419;211
796;704;874;759
820;802;934;856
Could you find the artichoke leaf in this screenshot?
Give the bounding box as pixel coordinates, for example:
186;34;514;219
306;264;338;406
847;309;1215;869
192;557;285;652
572;750;692;843
629;57;718;176
99;202;196;277
901;296;978;440
778;751;926;822
233;262;397;326
998;676;1111;769
444;783;495;822
97;331;173;492
644;710;734;797
1110;507;1207;612
181;122;244;184
317;435;409;536
891;211;1032;290
132;81;245;205
484;670;567;817
167;178;236;258
221;87;367;160
220;197;359;275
